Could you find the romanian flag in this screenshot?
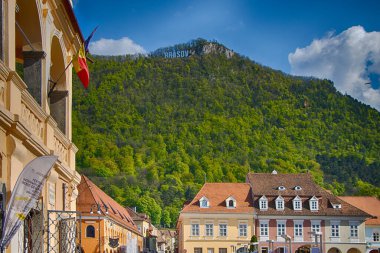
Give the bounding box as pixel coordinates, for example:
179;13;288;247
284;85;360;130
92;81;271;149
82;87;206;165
72;44;89;89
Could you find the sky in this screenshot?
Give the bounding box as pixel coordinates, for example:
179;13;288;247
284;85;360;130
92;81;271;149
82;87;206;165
73;0;380;110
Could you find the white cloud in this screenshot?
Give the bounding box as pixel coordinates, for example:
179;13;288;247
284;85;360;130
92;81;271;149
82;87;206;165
289;26;380;111
89;37;146;56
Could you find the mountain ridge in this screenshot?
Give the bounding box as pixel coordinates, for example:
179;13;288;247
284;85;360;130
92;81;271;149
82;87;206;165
72;39;380;227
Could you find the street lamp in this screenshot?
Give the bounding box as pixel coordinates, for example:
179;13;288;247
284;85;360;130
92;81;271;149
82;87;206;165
309;231;322;253
281;234;291;253
266;240;274;253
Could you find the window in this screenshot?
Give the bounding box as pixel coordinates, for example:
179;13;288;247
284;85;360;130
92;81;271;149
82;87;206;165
276;196;284;210
219;224;227;236
294;186;302;190
331;223;340;237
278;186;286;191
226;197;236;208
293;196;302;210
373;232;379;241
261;247;268;253
194;248;202;253
219;249;227;253
311;223;320;233
294;223;303;237
200;197;209;208
239;224;247;237
229;200;234;207
260;222;268;236
207;249;214;253
309;196;319;211
350;224;358;238
259;196;268;210
191;224;200;236
277;222;285;236
86;225;95;238
205;224;214;236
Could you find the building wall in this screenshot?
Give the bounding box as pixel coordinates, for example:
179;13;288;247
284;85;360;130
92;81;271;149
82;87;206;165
0;0;82;252
179;213;254;253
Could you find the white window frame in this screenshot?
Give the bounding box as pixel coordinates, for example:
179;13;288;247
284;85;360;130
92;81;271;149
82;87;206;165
373;232;380;242
331;221;340;238
259;196;268;210
200;196;209;208
309;196;319;211
226;196;236;208
219;223;227;237
293;196;302;210
205;223;214;237
277;221;286;237
311;220;321;234
239;223;248;237
191;224;200;236
276;196;284;210
349;221;359;238
260;220;269;237
294;221;303;241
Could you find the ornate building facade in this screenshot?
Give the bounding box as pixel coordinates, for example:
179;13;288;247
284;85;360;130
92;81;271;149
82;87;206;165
0;0;83;251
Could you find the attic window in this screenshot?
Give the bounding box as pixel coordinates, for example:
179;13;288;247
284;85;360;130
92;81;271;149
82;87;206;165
293;196;302;211
332;204;342;209
200;196;209;208
278;186;286;191
294;186;302;191
226;197;236;208
259;196;268;210
309;196;319;211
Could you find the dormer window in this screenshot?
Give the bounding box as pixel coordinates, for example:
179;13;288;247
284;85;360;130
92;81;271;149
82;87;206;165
259;196;268;210
275;196;284;210
226;196;236;208
309;196;319;211
294;186;302;191
199;196;209;208
278;186;286;191
293;196;302;210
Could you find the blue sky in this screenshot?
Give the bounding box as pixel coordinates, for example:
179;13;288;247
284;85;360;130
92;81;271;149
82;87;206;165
73;0;380;110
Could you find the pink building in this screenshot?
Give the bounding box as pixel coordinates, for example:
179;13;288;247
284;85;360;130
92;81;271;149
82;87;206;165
246;171;371;253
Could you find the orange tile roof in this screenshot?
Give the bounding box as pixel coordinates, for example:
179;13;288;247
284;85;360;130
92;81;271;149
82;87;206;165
76;175;141;235
181;183;254;213
339;196;380;225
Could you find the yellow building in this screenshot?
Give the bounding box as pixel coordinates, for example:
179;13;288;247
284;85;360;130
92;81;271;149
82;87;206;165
177;183;255;253
0;0;83;251
77;176;143;253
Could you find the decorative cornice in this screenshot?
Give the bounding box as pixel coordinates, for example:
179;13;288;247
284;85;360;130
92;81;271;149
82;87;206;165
7;71;27;91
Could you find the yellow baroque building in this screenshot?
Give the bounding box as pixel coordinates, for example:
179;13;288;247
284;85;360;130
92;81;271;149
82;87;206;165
0;0;84;252
177;183;255;253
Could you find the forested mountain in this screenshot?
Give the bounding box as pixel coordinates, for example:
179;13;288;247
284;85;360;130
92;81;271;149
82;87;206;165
72;39;380;228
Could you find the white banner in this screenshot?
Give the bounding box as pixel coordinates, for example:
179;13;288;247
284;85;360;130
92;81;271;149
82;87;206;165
0;155;58;249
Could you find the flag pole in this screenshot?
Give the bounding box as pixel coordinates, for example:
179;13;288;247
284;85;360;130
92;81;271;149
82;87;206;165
48;59;73;97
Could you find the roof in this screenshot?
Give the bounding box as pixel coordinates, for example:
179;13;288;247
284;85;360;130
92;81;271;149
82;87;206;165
125;206;151;222
76;175;141;235
63;0;84;42
181;183;254;214
246;172;371;217
339;196;380;225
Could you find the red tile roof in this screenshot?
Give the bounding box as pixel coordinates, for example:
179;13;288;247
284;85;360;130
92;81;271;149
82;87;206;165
181;183;254;214
76;175;141;235
246;172;371;217
339;196;380;225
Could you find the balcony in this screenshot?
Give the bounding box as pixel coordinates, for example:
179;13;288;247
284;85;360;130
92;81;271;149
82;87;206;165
0;60;77;169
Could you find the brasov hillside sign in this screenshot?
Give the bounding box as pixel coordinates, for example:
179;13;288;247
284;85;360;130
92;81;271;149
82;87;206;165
164;50;190;58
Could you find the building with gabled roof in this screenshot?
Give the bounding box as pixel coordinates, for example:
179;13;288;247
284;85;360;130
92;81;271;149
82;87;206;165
339;196;380;253
177;183;255;253
246;171;372;253
77;175;143;253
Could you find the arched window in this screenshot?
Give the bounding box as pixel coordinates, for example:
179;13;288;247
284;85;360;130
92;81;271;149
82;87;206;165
229;200;234;207
86;225;95;238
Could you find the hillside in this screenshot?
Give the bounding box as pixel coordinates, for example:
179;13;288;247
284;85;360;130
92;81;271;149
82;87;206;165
72;39;380;228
